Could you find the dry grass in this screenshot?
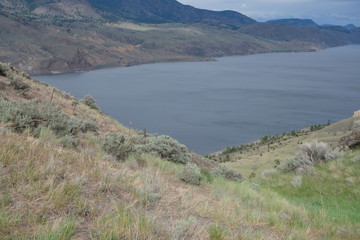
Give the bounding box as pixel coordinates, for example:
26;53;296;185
222;118;354;177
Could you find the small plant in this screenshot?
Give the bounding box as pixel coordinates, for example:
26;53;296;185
260;169;277;178
137;135;190;164
172;216;197;240
82;95;99;110
208;224;227;240
248;171;256;179
211;165;243;182
101;133;134;161
290;175;302;188
138;170;162;208
61;135;78;148
179;163;202;185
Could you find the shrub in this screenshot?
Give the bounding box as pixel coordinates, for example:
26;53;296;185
179;163;202;185
324;148;345;161
0;62;12;77
278;156;301;172
353;120;360;130
61;135;78;148
137;135;190;164
350;154;360;163
261;169;277;178
296;141;330;167
0;97;94;137
82;95;99;110
138;170;161;208
211;165;243;182
172;216;197;240
9;79;30;91
101;133;134;161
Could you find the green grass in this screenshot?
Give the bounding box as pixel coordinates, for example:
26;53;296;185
256;150;360;238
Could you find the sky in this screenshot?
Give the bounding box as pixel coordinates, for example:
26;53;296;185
178;0;360;26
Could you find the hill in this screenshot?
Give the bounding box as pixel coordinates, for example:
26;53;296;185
1;63;360;239
267;18;318;27
1;1;360;74
0;0;255;26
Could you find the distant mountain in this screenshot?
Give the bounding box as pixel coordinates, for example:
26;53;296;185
266;18;318;27
344;24;357;29
0;0;256;27
1;0;360;74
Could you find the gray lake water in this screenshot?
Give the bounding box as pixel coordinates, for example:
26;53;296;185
35;45;360;155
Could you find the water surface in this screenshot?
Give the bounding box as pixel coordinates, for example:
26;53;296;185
36;45;360;155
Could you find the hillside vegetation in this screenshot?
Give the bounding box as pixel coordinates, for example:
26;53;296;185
0;63;359;239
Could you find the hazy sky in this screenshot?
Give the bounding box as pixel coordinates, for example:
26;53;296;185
178;0;360;26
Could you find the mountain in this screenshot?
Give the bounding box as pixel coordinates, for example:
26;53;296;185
344;24;357;29
1;63;359;239
267;18;318;27
1;1;360;74
0;0;256;27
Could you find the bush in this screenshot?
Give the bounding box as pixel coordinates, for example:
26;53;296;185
211;165;243;182
9;79;30;91
353;120;360;130
296;141;330;167
172;216;197;240
137;135;190;164
0;97;95;137
61;135;78;148
324;148;345;161
101;133;134;161
179;163;202;185
278;156;301;172
0;62;12;77
82;95;99;110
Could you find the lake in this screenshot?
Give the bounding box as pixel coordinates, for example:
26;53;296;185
35;45;360;155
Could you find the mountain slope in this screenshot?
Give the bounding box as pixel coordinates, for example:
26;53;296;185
267;18;318;27
0;0;256;26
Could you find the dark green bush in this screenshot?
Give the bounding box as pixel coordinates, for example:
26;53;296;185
136;135;190;164
101;133;134;161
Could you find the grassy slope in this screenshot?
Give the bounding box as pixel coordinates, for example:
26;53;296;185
1;65;359;239
212;119;355;177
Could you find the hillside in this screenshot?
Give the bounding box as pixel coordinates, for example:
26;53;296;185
1;64;360;239
210;113;359;177
0;0;256;26
1;0;360;74
266;19;319;27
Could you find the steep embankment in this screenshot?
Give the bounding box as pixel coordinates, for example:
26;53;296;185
1;63;360;239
